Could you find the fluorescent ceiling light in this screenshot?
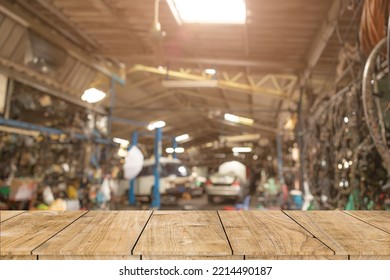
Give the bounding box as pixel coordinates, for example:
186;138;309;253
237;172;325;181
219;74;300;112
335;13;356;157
224;113;254;126
147;120;166;130
205;68;216;75
162;80;218;88
113;137;129;146
167;0;246;25
221;133;260;143
175;134;189;142
166;147;185;153
81;88;106;103
232;147;252;153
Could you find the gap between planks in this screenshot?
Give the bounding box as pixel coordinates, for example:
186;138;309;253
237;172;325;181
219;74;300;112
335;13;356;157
131;210;154;255
29;211;90;255
342;211;390;234
281;210;337;256
216;211;234;255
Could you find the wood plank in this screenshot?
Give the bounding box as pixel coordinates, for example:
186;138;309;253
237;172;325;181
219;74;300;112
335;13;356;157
219;211;334;256
133;211;231;256
38;255;140;260
0;210;25;222
285;211;390;256
33;211;152;256
0;255;37;260
143;255;243;260
246;255;347;260
0;211;85;256
350;256;390;260
344;211;390;234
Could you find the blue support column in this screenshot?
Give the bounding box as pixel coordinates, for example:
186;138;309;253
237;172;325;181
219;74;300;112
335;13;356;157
172;137;178;159
151;127;162;208
276;134;284;184
128;131;138;205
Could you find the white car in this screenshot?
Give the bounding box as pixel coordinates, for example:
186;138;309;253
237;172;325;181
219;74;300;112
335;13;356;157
205;172;248;203
134;157;191;201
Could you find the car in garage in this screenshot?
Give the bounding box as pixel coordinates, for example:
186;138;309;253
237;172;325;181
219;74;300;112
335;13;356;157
134;157;191;201
205;172;248;203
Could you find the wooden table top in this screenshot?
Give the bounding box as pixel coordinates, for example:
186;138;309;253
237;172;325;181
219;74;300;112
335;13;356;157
1;210;389;260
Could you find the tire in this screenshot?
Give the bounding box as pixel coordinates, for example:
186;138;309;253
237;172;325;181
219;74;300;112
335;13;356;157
207;195;215;203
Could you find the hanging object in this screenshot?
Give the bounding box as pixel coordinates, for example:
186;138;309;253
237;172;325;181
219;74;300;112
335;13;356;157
123;146;144;180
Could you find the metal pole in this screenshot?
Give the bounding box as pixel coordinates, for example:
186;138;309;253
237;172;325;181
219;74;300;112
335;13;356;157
276;133;284;184
172;137;177;159
151;127;162;208
297;85;305;191
128;131;138;205
108;77;116;138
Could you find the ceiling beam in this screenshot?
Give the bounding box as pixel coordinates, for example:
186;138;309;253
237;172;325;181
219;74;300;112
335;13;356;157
129;64;290;100
0;0;124;84
124;55;303;71
301;0;341;85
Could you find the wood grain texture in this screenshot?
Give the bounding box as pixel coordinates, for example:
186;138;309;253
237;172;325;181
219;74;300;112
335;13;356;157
0;211;25;222
133;211;231;256
143;255;243;260
285;211;390;256
350;255;390;260
33;211;152;256
246;255;347;260
0;255;37;260
0;211;85;256
219;211;333;256
38;255;140;260
344;211;390;234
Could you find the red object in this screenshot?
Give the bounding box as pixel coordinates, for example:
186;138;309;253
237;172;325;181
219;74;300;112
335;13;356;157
205;180;212;187
232;181;240;187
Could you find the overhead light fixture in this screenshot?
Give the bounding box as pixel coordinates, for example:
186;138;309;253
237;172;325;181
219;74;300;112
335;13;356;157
221;133;260;143
113;137;129;147
175;133;189;142
81;88;106;103
232;147;252;153
205;68;216;75
147;120;166;130
162;80;218;88
167;0;246;25
224;113;254;126
166;147;185;153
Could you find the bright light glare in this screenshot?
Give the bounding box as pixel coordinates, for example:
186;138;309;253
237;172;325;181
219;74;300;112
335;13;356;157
113;137;129;147
224;113;254;126
167;0;246;24
81;88;106;103
205;68;216;75
147;120;166;130
175;134;189;142
166;147;185;153
117;148;128;158
232;147;252;153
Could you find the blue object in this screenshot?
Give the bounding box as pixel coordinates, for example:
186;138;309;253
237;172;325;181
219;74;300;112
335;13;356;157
128;131;138;205
235;195;251;210
151;127;162;208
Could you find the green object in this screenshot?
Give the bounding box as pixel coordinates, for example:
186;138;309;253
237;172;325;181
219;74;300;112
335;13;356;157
0;186;10;196
345;189;360;210
37;203;49;210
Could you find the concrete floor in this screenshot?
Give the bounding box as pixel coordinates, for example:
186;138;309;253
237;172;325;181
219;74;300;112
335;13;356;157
119;193;279;211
